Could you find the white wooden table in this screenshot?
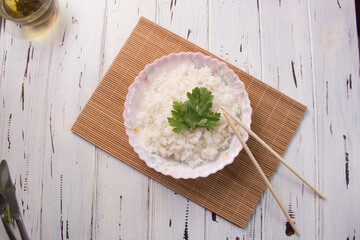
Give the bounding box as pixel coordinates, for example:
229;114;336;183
1;0;359;239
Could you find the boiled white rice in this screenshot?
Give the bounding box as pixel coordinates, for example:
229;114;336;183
136;61;241;167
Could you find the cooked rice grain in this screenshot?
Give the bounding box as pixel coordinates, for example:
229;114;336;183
136;62;240;167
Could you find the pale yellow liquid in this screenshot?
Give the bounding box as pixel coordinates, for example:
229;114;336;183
2;0;44;18
1;0;57;36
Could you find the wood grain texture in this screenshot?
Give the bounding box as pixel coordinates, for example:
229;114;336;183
0;21;52;239
94;1;156;239
38;1;105;239
259;0;319;238
308;0;360;239
151;1;208;239
0;0;359;239
206;1;263;239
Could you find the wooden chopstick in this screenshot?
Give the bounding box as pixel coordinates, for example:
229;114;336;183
223;112;300;236
221;106;326;200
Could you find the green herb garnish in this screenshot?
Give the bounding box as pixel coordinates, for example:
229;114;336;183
167;87;221;133
0;185;14;225
3;204;14;224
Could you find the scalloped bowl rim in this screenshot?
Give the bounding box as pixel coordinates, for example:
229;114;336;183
123;52;252;179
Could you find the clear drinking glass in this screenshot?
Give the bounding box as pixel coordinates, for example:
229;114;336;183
0;0;57;28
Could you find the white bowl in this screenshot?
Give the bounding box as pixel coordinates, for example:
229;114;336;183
123;52;252;179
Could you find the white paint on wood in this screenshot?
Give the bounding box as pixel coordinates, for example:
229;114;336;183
150;1;208;239
94;1;156;239
0;0;359;239
259;0;319;238
39;0;106;239
209;0;262;79
308;0;360;239
207;1;262;239
156;0;209;50
0;15;57;240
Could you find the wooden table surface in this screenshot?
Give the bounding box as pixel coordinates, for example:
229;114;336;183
1;0;359;239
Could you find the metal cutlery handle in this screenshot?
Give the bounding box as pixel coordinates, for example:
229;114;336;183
0;160;30;240
1;217;17;240
16;218;29;240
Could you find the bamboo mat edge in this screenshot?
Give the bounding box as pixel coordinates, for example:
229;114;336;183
71;16;307;229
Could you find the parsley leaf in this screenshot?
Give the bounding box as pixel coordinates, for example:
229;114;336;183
167;87;221;133
0;185;14;225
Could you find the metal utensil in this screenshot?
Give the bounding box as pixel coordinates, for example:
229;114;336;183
0;194;17;240
0;160;29;240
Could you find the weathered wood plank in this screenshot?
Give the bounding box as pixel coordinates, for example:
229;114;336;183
308;0;360;239
93;1;156;239
156;0;209;50
206;1;262;239
39;1;106;239
0;20;52;239
0;1;358;239
258;0;319;238
150;1;208;239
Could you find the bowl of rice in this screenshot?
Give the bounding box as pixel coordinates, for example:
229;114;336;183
123;52;252;179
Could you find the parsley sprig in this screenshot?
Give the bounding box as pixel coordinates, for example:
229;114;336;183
167;87;221;133
0;186;14;225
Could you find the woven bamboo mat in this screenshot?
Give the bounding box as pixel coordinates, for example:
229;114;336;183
72;17;306;228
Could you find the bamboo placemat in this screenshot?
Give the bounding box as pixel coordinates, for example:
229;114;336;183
72;17;306;228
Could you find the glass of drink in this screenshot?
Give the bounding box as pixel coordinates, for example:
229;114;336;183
0;0;57;32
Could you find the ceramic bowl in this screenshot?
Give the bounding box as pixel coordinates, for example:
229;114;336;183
123;52;252;179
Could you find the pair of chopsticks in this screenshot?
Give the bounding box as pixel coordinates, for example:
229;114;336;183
221;107;326;236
